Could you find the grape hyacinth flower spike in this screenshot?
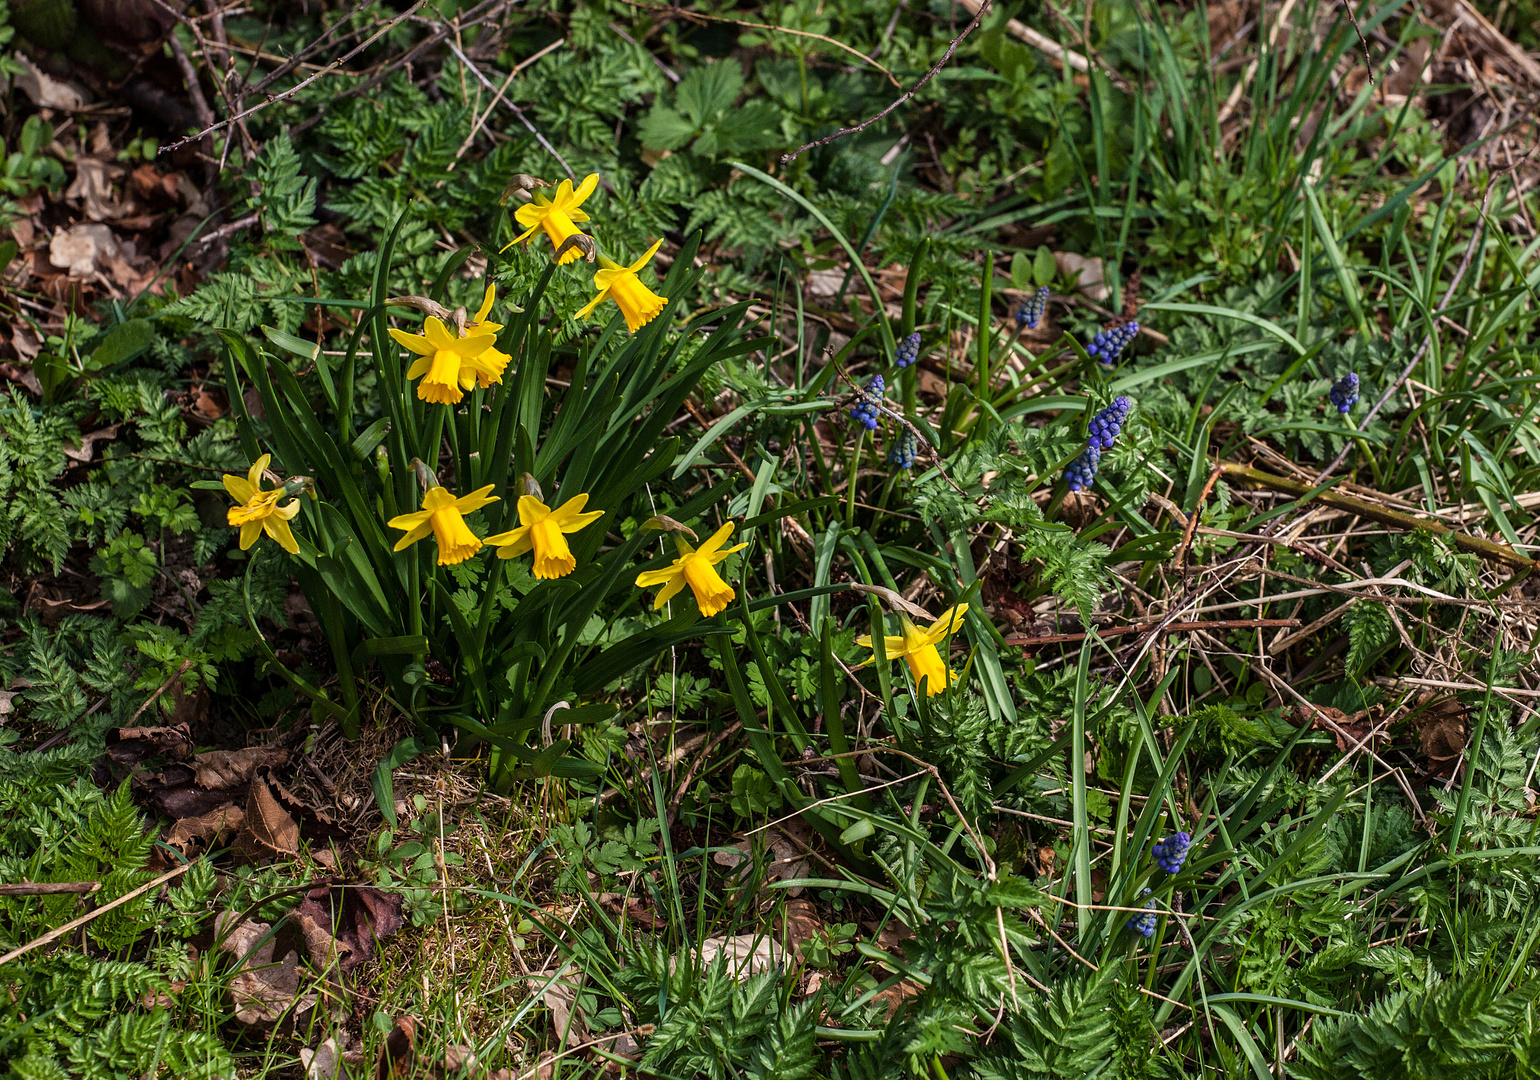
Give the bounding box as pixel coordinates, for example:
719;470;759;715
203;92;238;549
1015;286;1049;330
1062;444;1101;492
888;429;918;471
1127;889;1157;938
1086;321;1139;365
849;374;885;431
1087;396;1132;451
1329;372;1359;414
894;332;921;368
1152;832;1191;874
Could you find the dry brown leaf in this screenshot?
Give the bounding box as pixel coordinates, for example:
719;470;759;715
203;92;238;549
1053;251;1108;302
778;899;823;948
712;824;811;897
377;1015;416;1079
300;1037;341;1080
291;883;404;974
214;911;315;1027
49;223;121;277
237;771;301;859
1414;693;1467;778
164;803;243;856
106;723;193;767
13;56;88;110
192;746;290;789
63;424;120;465
870;978;924;1018
540;975;591;1048
696;933;786;978
66;159;125;223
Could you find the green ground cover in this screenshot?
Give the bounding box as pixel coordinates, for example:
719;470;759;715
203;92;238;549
1;0;1539;1075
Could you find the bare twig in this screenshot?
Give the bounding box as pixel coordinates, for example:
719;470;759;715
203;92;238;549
1005;618;1302;647
0;882;100;897
783;0;995;164
954;0;1090;73
160;0;431;153
129;659;195;724
0;864;192;968
443;38;577;182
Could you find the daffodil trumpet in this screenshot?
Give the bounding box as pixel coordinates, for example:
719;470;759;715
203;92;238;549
484;493;605;580
387;484;498;566
223;454;302;554
858;604;969;696
574;239;669;333
634;522;748;617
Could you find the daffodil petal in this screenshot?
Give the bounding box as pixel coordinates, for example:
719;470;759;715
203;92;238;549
223;475;256;503
628;238;665;274
695;521;737;558
574;287;610;322
389;328;437;356
635;565;681;588
651;575;688;610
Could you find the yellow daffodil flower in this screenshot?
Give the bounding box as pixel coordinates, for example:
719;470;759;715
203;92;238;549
858;604;969;696
484;493;604;579
388;286;510;405
504;174;599;265
635;522;747;617
223;454;301;554
387;484;498;566
574;239;668;333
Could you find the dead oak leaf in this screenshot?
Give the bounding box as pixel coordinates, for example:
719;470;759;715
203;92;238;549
236;770;301;860
291;883;404;974
214;911;315;1027
164;803;244;856
106;722;193;767
63;424;120;465
192;746;290;789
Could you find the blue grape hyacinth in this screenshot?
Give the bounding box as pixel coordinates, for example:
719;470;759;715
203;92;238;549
1328;372;1360;414
1062;444;1101;492
888;429;918;471
1152;832;1191;874
1087;396;1133;451
1086;321;1139;364
849;375;885;431
1127;889;1157;938
894;332;921;368
1015;286;1049;330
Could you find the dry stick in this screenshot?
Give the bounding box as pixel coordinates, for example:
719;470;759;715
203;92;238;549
129;659;195;724
1220;463;1535;571
0;882;100;897
160;0;431;153
443;38;577;181
1311;183;1496;487
954;0;1090;72
1004;617;1301;647
782;0;995;165
444;37;567;176
0;863;192;968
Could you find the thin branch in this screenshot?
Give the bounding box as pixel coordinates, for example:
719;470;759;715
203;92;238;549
782;0;994;165
443;38;577;182
160;0;432;153
0;864;193;968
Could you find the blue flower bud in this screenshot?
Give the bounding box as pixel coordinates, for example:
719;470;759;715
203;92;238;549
888;429;918;471
1063;444;1101;492
1086;321;1139;365
1152;832;1190;874
894;332;922;368
1086;396;1133;451
1127;888;1157;938
1015;286;1049;330
1328;372;1360;414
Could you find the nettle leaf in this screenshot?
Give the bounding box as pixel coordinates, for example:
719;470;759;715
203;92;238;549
639;106;698;151
676;60;744;123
